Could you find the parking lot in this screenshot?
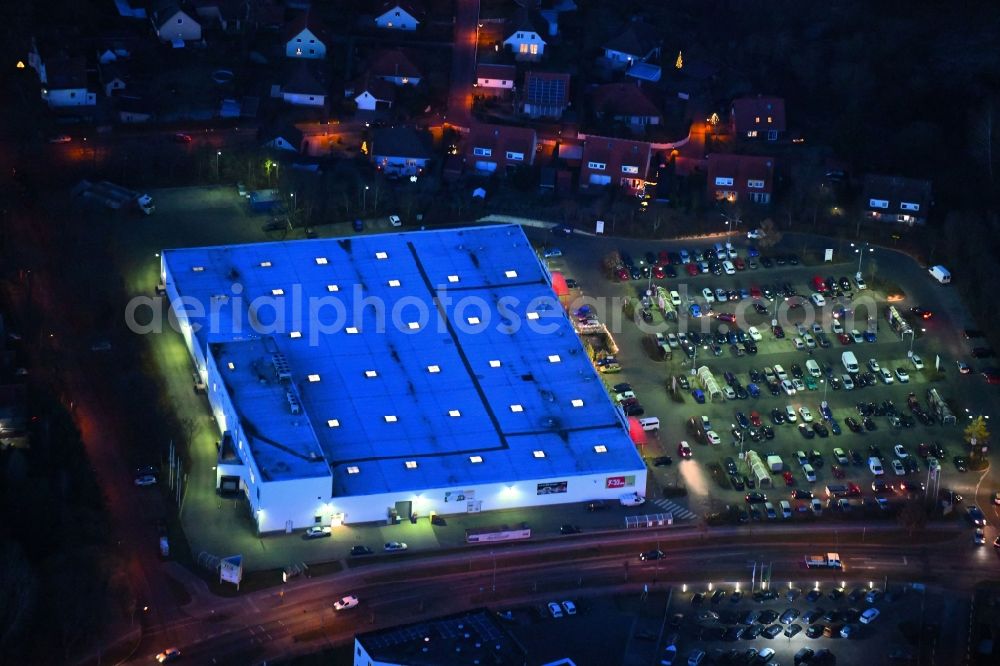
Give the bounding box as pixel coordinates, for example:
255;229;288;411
658;580;961;665
536;230;999;532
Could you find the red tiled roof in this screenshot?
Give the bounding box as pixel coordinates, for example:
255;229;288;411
730;96;786;135
580;136;652;185
706;153;775;194
465;122;537;164
476;63;516;81
592;83;660;118
369;49;422;79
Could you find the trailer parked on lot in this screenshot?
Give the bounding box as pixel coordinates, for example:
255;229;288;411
72;180;154;214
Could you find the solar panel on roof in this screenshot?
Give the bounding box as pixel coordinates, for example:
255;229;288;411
527;76;566;106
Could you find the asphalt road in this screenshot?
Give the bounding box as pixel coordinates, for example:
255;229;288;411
126;524;986;665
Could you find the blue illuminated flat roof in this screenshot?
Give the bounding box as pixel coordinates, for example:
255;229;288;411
163;225;643;492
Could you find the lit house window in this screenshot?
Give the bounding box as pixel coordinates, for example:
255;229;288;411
447;275;460;283
747;179;765;189
506;151;524;161
407;322;420;330
307;374;321;382
315;257;328;265
290;331;302;339
622;165;639;174
375;251;388;259
192;266;205;272
715;177;734;187
587;161;606;170
571;399;584;407
901;202;920;212
427;365;440;373
404;460;417;469
527;312;539;320
473;147;492;157
271;288;285;296
547;354;561;363
532;450;545;458
347;466;360;474
259;261;272;267
510;404;524;413
327;419;340;428
504;270;518;278
327;284;339;292
388;279;401;287
869;199;890;209
385;415;398;423
345;327;359;334
594;444;608;453
449;409;461;417
489;360;501;368
364;370;378;378
467;316;481;325
469;455;483;463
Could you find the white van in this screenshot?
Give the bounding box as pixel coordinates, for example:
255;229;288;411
638;417;660;431
842;351;859;373
806;359;822;378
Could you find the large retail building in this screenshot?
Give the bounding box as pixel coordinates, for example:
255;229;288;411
160;224;645;533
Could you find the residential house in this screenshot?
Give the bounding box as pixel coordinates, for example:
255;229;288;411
283;11;327;59
41;57;97;108
465;123;537;175
475;64;516;95
0;384;28;449
602;21;661;69
353;74;396;111
519;71;569;119
591;82;661;130
100;61;128;96
191;0;247;32
282;64;326;107
579;136;651;194
503;8;548;61
706;154;775;204
152;2;203;43
369;49;421;86
371;126;433;177
374;1;422;31
730;96;786;141
514;0;573;36
117;95;154;123
97;42;131;65
862;175;932;225
261;124;304;153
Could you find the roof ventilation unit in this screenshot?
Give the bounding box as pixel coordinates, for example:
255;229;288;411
271;353;291;381
285;390;301;415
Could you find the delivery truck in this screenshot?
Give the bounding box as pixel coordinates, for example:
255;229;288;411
805;552;842;569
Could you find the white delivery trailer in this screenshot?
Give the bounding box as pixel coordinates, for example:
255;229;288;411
928;265;951;284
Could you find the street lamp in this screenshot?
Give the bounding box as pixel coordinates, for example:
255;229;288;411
216;150;221;179
851;242;874;279
363;185;370;212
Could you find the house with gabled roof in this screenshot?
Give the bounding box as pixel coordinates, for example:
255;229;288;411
261;123;305;153
353;74;396;111
602;21;661;69
151;2;202;43
369;49;422;86
519;71;569;119
283;10;327;59
282;63;326;107
476;64;516;95
579;136;651;195
862;175;932;225
41;57;97;108
706;154;775;204
465;123;537;175
371;126;433;177
591;82;661;130
191;0;246;32
730;95;786;141
375;1;423;31
504;8;548;61
99;61;129;96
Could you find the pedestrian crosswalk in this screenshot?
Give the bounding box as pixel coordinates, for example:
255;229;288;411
649;498;698;521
